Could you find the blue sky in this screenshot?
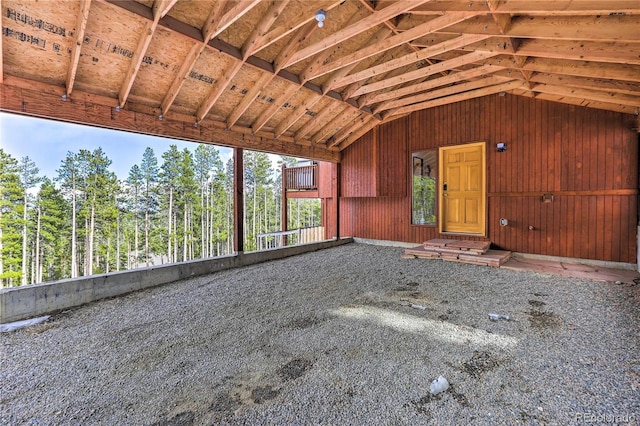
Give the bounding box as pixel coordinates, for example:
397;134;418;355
0;112;234;181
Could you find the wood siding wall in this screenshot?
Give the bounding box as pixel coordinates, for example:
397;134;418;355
340;94;639;263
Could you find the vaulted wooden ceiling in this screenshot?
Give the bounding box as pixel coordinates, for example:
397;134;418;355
1;0;639;162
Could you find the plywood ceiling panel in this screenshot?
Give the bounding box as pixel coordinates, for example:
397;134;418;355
1;0;638;161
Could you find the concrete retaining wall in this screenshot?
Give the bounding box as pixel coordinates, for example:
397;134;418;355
0;238;353;324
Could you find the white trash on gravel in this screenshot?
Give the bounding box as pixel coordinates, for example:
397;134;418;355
429;375;450;395
0;315;50;333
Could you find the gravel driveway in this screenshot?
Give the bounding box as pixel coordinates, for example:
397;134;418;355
2;243;639;425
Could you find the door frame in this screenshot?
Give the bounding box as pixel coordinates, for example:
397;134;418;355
438;141;487;236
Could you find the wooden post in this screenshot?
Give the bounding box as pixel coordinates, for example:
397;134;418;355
281;164;288;246
234;148;244;253
333;162;340;239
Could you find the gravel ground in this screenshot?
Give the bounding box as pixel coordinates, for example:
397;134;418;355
1;243;639;425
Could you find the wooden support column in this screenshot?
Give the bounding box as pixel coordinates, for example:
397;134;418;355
334;162;340;239
234;148;244;253
281;164;288;246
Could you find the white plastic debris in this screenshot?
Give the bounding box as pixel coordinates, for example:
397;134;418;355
429;375;449;395
0;315;50;333
410;304;427;310
488;313;511;321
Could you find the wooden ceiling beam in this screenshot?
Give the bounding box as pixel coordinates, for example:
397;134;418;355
534;92;640;116
205;0;262;41
531;84;640;108
486;1;532;88
251;85;298;133
338;118;381;151
117;0;178;108
375;75;513;113
295;102;346;140
332;33;492;90
351;51;500;97
65;0;92;97
196;61;244;124
462;39;640;66
159;2;226;116
327;113;370;148
366;64;504;105
388;79;524;116
0;80;340;162
241;0;290;60
310;12;479;82
106;0;377;120
300;6;375;84
225;1;297;129
384;0;640;14
321;26;394;94
516;58;640;83
283;0;433;69
312;106;359;144
445;15;640;43
247;21;319;133
529;73;640;96
226;73;273;129
275;94;323;138
249;0;345;55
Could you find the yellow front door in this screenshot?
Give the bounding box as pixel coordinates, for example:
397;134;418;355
439;142;486;235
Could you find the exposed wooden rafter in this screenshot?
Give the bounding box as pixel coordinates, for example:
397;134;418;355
0;0;638;158
65;0;92;97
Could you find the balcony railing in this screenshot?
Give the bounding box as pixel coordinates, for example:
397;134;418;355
257;226;325;250
284;164;317;191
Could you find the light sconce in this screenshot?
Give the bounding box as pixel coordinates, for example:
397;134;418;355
499;218;508;227
315;10;326;27
61;94;67;101
496;142;506;152
158;114;163;121
193;121;198;128
115;105;121;112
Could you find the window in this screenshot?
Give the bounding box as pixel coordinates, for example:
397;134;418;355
412;150;437;225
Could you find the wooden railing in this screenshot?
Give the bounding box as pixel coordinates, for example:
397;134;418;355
284;164;318;191
257;226;325;250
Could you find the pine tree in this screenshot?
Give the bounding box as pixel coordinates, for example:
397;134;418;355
18;156;40;285
126;164;143;268
140;147;159;266
177;148;197;261
0;149;23;287
56;152;82;278
160;145;181;263
194;144;222;258
34;178;67;282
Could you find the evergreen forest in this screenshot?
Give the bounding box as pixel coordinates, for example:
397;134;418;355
0;145;321;288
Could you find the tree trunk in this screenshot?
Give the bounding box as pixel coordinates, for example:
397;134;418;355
21;191;28;285
134;209;139;269
35;203;42;283
71;187;78;278
88;199;95;276
167;187;173;262
116;212;121;271
145;200;150;267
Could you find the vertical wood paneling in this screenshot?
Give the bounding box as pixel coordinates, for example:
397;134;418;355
339;95;638;263
341;131;376;197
